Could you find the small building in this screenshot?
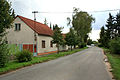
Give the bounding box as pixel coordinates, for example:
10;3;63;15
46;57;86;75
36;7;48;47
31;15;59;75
6;15;57;56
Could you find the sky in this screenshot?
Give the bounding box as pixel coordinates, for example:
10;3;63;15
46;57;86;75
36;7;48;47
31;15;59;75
9;0;120;41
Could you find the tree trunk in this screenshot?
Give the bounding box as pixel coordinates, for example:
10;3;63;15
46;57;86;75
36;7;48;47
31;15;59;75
74;45;76;49
71;45;72;51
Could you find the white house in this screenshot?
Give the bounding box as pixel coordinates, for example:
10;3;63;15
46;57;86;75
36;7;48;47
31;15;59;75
7;15;57;56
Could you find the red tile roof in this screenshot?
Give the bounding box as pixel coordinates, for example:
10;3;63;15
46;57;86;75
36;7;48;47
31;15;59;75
17;15;53;36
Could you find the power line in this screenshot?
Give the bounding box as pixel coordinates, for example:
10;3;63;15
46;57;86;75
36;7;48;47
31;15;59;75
35;9;120;14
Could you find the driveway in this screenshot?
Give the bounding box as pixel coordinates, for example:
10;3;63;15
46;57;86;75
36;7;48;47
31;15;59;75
0;47;112;80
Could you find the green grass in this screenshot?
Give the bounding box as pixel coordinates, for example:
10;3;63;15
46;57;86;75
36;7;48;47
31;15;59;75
107;53;120;80
0;47;87;75
102;47;120;80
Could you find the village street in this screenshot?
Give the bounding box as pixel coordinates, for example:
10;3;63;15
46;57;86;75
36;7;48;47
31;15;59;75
0;47;112;80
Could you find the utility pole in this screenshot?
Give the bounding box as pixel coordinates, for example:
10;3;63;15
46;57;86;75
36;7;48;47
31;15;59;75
32;11;38;56
32;11;38;41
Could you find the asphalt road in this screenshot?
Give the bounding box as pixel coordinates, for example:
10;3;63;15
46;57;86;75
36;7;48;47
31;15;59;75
0;47;112;80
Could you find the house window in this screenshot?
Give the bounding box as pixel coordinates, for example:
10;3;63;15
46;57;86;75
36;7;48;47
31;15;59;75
50;41;53;47
42;40;45;48
15;23;21;31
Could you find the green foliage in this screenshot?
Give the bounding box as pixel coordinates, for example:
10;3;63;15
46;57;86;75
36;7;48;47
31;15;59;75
98;26;109;47
99;13;120;47
44;18;48;25
79;42;86;48
106;13;115;39
16;50;33;62
50;22;52;29
109;38;120;54
87;39;93;45
8;44;20;55
0;0;14;68
52;24;63;53
0;44;9;68
0;0;14;35
72;8;95;43
115;13;120;37
65;28;78;50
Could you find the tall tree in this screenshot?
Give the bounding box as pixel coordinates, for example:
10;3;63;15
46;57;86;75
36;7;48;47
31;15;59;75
52;24;63;53
106;13;115;39
12;9;16;19
65;28;78;50
53;25;55;30
87;38;93;45
72;8;94;47
99;26;108;47
115;12;120;37
0;0;15;67
50;22;52;29
44;18;48;25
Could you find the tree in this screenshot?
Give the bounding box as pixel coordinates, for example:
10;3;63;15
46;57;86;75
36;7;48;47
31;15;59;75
106;13;115;39
44;18;48;25
87;39;93;45
72;8;94;47
0;0;15;67
50;22;52;29
109;37;120;54
52;24;63;53
115;12;120;37
12;9;16;19
53;25;55;30
65;28;78;50
67;17;71;26
98;26;108;47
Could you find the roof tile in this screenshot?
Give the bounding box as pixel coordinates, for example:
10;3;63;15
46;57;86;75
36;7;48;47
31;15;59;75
17;15;53;36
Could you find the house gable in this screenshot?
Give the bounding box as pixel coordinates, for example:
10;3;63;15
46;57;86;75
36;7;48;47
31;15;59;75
17;15;53;36
7;17;35;44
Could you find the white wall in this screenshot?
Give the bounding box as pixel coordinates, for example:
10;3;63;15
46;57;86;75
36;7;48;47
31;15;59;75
37;35;57;53
6;17;35;44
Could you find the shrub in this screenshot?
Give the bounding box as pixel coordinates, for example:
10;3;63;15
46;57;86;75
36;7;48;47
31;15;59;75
16;50;33;62
98;43;103;47
0;44;9;68
79;42;86;48
109;38;120;54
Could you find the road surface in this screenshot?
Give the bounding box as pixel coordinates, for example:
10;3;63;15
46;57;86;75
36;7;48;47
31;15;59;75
0;47;112;80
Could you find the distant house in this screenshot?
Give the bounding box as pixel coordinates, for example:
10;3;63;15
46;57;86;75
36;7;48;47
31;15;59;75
59;34;69;51
6;15;57;56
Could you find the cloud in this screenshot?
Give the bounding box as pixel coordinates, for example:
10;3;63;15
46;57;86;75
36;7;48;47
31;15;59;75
89;29;100;41
9;0;120;40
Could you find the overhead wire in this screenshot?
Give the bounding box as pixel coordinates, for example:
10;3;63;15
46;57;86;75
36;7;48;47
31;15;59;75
34;9;120;14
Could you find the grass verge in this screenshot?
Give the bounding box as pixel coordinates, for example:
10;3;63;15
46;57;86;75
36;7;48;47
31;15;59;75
107;54;120;80
0;47;87;75
102;48;120;80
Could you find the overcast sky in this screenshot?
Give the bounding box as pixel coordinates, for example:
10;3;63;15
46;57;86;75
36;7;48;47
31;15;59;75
9;0;120;41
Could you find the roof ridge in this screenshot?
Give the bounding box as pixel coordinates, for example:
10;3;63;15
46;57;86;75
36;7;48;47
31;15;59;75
16;15;53;36
17;15;46;26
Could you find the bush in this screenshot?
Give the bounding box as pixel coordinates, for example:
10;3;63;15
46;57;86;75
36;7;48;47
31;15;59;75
16;50;33;62
109;38;120;54
79;42;86;48
98;43;103;47
0;44;9;68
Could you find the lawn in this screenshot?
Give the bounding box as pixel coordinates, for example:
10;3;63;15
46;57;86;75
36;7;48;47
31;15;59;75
107;53;120;80
0;47;87;75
